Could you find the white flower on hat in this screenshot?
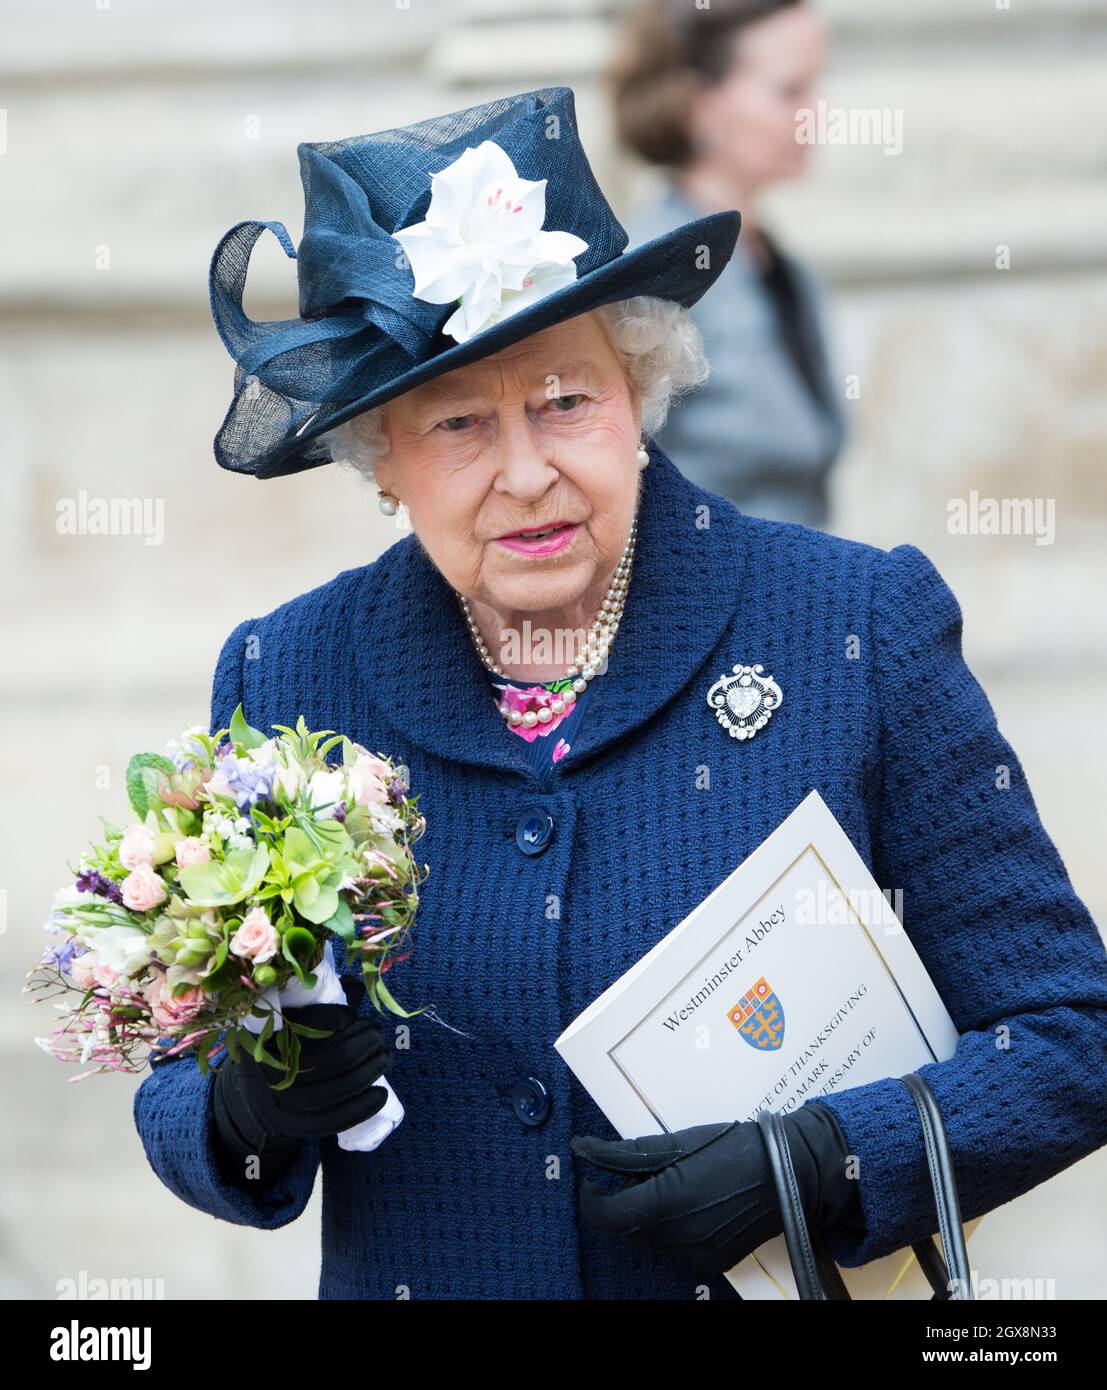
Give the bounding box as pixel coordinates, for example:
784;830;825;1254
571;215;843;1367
394;140;589;345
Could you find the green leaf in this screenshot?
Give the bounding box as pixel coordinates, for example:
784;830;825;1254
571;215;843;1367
241;1027;281;1070
285;1018;334;1040
254;1040;283;1071
125;753;176;819
229;703;267;751
283;827;321;867
271;1030;302;1090
323;898;355;943
314;819;353;854
370;971;425;1019
294;882;339;925
294;876;319;908
179;844;270;907
282;926;319;983
199;940;234;991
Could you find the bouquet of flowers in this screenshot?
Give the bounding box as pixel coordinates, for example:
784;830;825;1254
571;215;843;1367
26;706;428;1151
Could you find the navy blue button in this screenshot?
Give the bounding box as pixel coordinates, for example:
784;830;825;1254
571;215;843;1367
511;1076;552;1128
515;807;554;856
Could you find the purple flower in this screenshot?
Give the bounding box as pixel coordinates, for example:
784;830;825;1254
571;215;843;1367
217;752;277;811
388;777;408;805
42;938;80;972
74;869;124;903
168;731;207;772
333;800;347;823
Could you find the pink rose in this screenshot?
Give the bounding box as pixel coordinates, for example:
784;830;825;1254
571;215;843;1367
144;972;205;1029
120;862;168;912
69;952;97;990
349;754;390;806
119;823;157;870
230;906;279;963
92;961;120;992
174;836;210;869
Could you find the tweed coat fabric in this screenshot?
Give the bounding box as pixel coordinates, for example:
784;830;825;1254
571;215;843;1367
133;440;1107;1299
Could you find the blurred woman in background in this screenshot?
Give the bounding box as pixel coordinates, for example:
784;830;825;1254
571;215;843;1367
611;0;845;528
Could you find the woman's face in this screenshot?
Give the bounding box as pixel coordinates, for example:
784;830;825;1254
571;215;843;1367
371;310;642;623
687;6;828;190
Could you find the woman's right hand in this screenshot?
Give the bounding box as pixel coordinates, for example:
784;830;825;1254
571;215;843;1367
212;976;393;1187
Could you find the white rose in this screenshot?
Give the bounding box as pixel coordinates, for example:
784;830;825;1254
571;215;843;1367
307;768;347;818
275;762;302;799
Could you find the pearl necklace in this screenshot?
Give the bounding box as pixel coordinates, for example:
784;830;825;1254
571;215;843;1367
455;515;638;728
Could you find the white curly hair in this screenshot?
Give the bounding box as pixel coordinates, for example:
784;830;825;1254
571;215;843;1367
311;295;708;482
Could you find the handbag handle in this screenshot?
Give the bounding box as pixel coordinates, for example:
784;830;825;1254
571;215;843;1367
756;1072;974;1300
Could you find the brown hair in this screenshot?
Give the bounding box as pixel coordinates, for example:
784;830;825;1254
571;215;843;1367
608;0;804;168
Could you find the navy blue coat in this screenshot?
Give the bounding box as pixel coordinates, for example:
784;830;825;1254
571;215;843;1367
133;441;1107;1299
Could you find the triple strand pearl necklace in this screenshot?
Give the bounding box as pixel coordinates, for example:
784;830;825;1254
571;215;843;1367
455;513;639;728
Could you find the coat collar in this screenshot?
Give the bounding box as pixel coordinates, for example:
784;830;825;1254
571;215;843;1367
356;439;747;783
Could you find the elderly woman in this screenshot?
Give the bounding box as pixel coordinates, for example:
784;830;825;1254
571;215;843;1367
134;88;1107;1301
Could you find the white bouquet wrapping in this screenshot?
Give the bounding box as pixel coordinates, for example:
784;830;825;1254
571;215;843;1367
241;940;404;1152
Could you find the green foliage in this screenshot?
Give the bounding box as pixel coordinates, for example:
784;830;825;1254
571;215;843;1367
323;898;355;943
366;967;428;1019
198;940;234;991
125;753;177;819
229;703;267;750
178;844;270;907
281;925;319;985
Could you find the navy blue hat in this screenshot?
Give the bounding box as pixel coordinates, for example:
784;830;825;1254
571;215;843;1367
209;85;740;480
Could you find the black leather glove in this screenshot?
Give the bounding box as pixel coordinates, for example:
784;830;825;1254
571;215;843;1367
213;976;393;1189
571;1102;863;1273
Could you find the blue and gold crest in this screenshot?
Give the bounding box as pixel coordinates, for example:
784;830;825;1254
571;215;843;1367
727;977;785;1051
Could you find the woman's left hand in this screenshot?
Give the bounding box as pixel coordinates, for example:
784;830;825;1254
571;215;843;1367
570;1103;859;1273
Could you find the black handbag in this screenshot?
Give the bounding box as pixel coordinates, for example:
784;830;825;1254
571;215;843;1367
756;1072;974;1300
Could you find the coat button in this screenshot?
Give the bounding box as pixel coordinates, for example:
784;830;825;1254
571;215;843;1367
515;807;554;856
511;1076;552;1128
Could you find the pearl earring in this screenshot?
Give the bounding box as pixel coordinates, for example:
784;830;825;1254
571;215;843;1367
636;440;650;469
377;490;400;516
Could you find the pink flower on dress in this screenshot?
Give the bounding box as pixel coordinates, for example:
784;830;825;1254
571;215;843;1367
551;738;570;763
496;685;575;743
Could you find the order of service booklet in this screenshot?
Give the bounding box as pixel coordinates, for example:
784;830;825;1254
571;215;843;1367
555;789;980;1299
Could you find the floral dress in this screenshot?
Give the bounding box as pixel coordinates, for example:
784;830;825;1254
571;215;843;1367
482;671;593;775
